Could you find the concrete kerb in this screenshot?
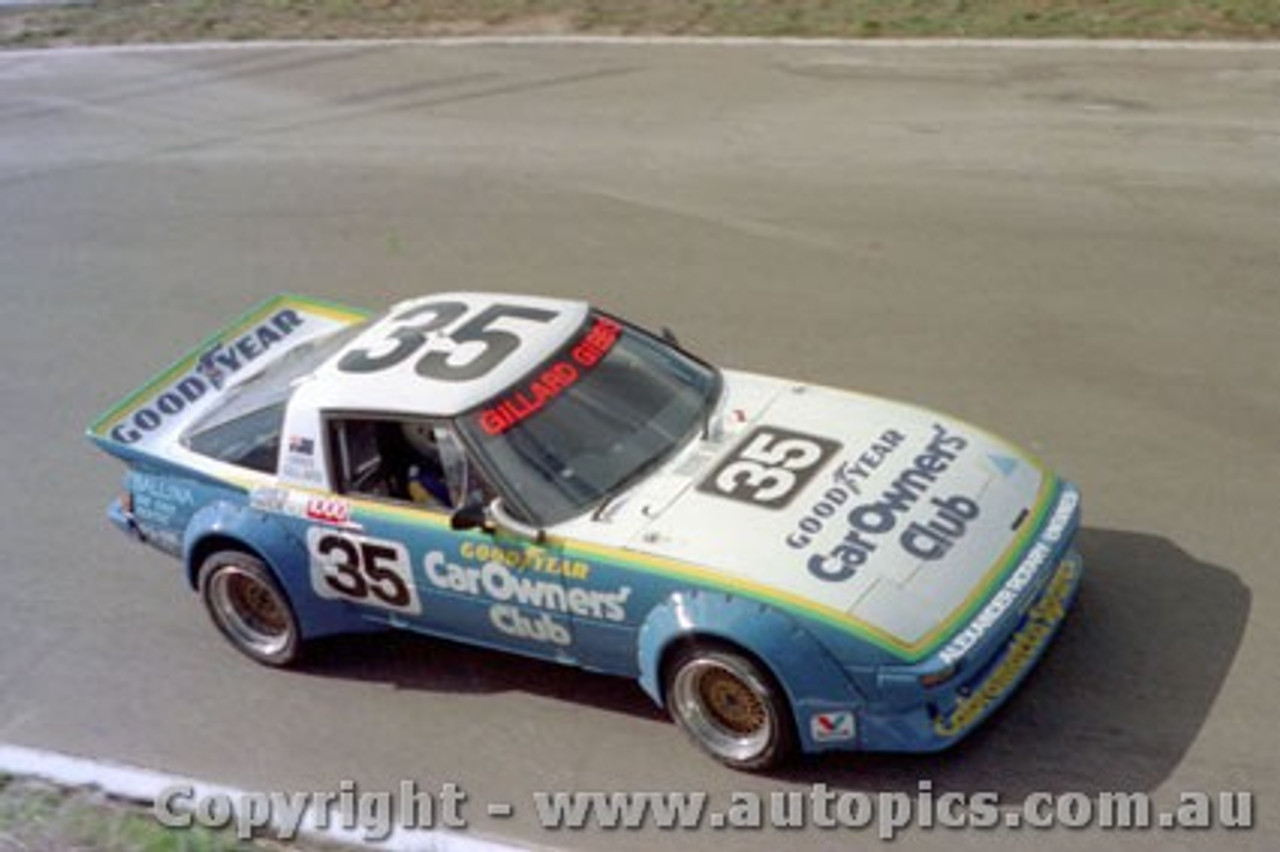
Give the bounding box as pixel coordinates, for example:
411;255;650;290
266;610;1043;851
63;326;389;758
0;743;525;852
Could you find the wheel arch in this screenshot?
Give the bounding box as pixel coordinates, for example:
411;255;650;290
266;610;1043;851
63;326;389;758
655;632;781;706
187;532;271;589
182;500;294;590
637;590;863;719
181;500;376;640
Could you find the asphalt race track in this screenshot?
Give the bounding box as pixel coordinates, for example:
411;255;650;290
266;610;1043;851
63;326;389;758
1;39;1277;850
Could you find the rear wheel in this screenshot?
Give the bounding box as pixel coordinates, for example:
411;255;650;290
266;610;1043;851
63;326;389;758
664;644;796;771
198;551;301;667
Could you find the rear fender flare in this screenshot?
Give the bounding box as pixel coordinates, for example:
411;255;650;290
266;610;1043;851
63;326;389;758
182;501;373;639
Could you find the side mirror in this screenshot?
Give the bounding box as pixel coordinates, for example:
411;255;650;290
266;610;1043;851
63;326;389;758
489;498;547;545
449;502;490;532
661;326;680;347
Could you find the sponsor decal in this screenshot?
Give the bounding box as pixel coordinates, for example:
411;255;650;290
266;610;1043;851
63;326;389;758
898;495;981;560
140;526;183;556
307;529;420;615
424;551;631;623
130;473;195;527
987;453;1019;478
305;496;351;525
281;458;324;485
195;350;227;390
251;488;359;528
489;605;571;646
248;486;290;514
807;423;973;583
698;426;842;510
282;435;323;484
132;473;195;508
785;428;906;549
477;316;621;436
459;541;590;581
288;435;315;456
936;487;1080;665
1040;486;1079;545
810;710;857;743
933;554;1079;737
108;309;304;445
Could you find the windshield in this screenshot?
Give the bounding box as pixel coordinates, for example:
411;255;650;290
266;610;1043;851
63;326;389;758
457;313;720;526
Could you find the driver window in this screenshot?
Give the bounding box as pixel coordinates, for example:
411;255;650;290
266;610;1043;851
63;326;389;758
328;417;491;511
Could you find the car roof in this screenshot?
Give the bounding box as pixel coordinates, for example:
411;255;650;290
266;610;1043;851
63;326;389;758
294;292;589;419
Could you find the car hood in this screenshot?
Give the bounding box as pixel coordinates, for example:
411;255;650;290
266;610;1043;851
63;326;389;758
621;371;1060;655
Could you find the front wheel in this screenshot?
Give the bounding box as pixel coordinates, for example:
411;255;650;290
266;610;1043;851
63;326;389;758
198;551;302;667
664;644;796;771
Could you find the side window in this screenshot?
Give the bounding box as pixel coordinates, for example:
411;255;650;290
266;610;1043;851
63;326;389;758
186;403;286;474
330;420;387;496
328;418;493;510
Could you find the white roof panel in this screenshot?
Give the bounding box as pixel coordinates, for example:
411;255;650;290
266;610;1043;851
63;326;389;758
298;292;589;419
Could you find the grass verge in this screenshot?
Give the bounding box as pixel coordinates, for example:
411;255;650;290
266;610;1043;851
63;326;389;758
0;773;328;852
2;0;1279;49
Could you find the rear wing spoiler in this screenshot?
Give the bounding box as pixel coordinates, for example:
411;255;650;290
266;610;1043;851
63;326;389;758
87;294;369;462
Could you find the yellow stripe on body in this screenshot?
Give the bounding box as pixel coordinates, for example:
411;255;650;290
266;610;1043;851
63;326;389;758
273;464;1061;663
556;470;1060;661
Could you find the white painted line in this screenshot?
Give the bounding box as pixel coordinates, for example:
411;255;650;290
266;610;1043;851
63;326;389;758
0;743;526;852
1;35;1279;59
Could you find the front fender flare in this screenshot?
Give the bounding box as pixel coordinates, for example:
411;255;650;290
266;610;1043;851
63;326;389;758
636;590;864;751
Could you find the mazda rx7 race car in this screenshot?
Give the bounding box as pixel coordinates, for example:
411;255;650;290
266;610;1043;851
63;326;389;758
88;293;1082;770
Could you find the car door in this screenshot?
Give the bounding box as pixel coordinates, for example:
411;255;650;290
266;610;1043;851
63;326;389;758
318;415;578;663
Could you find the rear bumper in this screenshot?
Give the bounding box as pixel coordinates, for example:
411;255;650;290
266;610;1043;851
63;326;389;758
107;497;144;541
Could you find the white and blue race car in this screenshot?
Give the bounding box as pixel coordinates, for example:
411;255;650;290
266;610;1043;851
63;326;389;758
88;293;1082;770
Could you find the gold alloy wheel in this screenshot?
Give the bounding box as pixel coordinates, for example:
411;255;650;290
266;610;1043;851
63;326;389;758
203;558;297;663
699;666;768;735
668;649;780;766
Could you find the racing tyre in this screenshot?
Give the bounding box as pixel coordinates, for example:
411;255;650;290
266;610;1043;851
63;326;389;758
664;644;796;771
199;551;302;667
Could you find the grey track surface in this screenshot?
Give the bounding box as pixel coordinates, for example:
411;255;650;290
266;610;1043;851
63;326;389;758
1;40;1277;850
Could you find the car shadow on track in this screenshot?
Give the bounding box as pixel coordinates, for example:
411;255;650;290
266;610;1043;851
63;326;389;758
774;526;1251;797
293;526;1248;795
296;622;669;724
